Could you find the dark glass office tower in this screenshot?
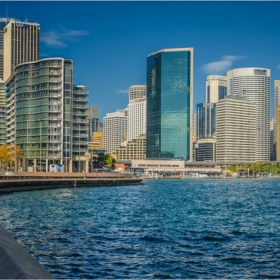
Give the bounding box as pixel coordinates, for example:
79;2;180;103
146;48;193;160
196;103;216;140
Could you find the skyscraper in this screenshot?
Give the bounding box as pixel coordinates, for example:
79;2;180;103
146;48;193;160
206;75;227;103
274;80;280;159
227;68;270;162
129;85;146;102
103;109;127;153
128;85;146;142
216;95;256;163
0;18;8;81
86;106;100;141
3;19;40;81
196;103;216;140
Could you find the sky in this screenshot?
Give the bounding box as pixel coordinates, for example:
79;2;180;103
1;1;280;120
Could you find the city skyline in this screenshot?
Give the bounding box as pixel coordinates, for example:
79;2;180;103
1;1;280;119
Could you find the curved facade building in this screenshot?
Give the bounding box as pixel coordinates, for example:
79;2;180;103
227;68;270;162
5;58;88;171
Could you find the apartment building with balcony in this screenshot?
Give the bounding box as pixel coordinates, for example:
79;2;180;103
5;58;89;172
0;80;6;145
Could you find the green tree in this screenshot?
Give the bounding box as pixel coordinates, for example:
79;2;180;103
104;153;116;169
227;165;236;172
93;153;106;167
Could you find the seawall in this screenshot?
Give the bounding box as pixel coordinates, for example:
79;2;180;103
0;172;143;194
0;224;54;279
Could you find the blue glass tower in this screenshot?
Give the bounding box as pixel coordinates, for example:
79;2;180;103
146;48;193;160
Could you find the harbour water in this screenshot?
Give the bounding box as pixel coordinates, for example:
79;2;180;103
0;179;280;278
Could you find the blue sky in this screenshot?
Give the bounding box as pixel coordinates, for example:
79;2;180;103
2;1;280;119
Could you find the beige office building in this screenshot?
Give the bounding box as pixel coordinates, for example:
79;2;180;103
0;18;9;81
4;19;40;81
92;131;104;148
216;95;256;163
113;134;146;160
206;75;227;103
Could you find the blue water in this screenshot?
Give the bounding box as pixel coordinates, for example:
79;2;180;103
1;179;280;279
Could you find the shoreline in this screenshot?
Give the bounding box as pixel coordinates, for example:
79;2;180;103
0;172;143;194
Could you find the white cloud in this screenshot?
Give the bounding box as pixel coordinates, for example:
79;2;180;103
41;27;89;48
116;88;129;95
277;64;280;69
202;55;243;74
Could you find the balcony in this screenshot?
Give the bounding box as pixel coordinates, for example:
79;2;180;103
73;97;89;102
73;91;89;96
73;112;88;117
73;119;88;124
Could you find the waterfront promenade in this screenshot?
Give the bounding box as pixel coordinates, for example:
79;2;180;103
0;171;143;194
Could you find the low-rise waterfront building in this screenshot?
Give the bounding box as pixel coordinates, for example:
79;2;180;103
193;138;216;162
112;134;146;160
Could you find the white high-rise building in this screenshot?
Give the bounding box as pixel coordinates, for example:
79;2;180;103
274;81;280;145
128;85;146;142
129;85;146;102
216;95;256;163
227;68;270;162
103;109;127;153
206;75;227;103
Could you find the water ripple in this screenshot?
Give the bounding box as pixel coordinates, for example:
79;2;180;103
1;179;280;278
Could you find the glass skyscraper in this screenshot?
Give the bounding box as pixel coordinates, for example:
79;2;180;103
146;48;193;160
196;103;216;140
